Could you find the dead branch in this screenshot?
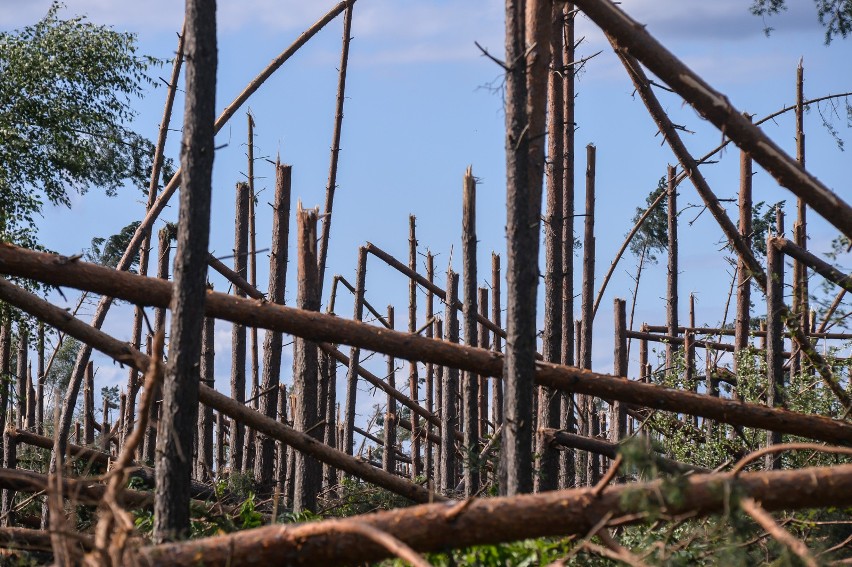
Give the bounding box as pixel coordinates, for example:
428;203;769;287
740;498;817;567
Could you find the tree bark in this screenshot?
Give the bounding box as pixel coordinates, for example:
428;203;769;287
255;162;291;494
342;247;367;459
153;0;216;542
734;122;753;383
461;168;479;496
407;215;420;480
197;316;215;482
292;205;322;513
229;182;249;473
382;306;397;474
665;165;678;373
580;144;597;485
537;0;564;494
766;236;784;469
441;271;460;494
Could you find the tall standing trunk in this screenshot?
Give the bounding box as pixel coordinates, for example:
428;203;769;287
197;316;215;482
36;323;43;435
15;328;27;430
407;215;420;480
461;168;479;497
766;231;785;470
84;362;95;445
491;254;503;430
144;224;174;463
441;271;460;494
665;165;679;374
580;144;597;486
734;121;753;389
0;315;10;456
292;205;322;513
424;253;435;486
793;60;808;378
501;0;550;498
610;299;627;442
383;307;397;474
153;0;216;542
229;182;250;473
244;114;259;474
537;0;564;493
342;247;367;460
559;3;577;491
255;162;292;494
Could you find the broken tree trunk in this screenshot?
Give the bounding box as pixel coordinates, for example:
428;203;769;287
461;167;479;497
153;0;216;542
734;121;753;386
766;234;785;469
441;271;460;494
342;247;368;459
407;215;420;480
382;306;397;474
665;165;678;373
580;144;598;486
229;182;250;474
292;205;322;513
197;316;215;482
255;161;291;495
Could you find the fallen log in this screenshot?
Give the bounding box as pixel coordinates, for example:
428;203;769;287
10;429;214;500
0;526;92;553
135;463;852;566
0;275;442;505
773;237;852;293
1;249;850;444
570;0;852;241
544;429;709;474
0;467;155;509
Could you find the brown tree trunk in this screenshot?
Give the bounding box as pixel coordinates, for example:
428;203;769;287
424;253;435;486
15;329;26;430
84;361;95;445
383;306;397;474
152;0;216;542
144;224;174;463
255;162;291;494
766;231;785;470
441;271;460;494
229;182;250;474
0;316;10;457
197;317;215;482
244;115;259;475
35;324;43;435
292;205;322;513
580;144;597;485
666;165;678;373
610;298;627;442
734;122;753;393
0;429;16;527
491;254;503;430
537;0;564;493
461;169;479;496
560;3;577;491
407;215;420;480
342;247;367;459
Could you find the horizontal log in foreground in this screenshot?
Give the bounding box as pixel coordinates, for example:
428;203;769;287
0;527;92;553
136;463;852;566
0;467;156;509
0;246;850;444
0;273;441;505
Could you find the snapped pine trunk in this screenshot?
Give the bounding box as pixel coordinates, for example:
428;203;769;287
461;168;479;497
229;182;250;473
255;162;291;495
292;205;322;513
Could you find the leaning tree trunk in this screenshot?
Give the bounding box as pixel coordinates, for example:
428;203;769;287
152;0;216;543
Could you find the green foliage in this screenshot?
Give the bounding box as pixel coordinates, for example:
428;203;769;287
750;200;784;257
236;492;263;530
0;2;163;247
629;176;669;264
751;0;852;43
44;336;80;392
85;221;141;270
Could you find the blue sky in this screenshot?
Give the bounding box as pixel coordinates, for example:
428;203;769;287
3;1;851;432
